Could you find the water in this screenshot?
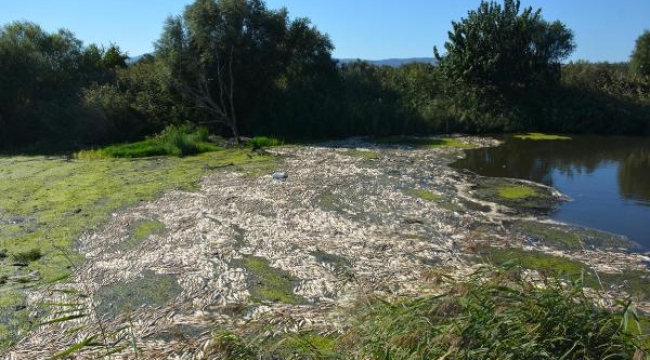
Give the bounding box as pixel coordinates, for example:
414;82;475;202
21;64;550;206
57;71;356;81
452;136;650;247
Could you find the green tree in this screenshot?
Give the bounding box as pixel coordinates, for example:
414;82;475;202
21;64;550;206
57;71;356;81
155;0;336;142
630;30;650;78
0;22;87;146
435;0;575;92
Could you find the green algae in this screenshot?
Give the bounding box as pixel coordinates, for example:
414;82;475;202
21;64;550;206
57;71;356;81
343;149;380;160
403;189;441;201
0;150;274;281
232;256;304;305
0;149;275;347
114;219;166;252
376;136;474;149
513;133;572;141
95;270;181;319
497;185;540;199
470;177;561;214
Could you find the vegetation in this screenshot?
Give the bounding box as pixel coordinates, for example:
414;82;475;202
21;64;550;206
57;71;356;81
231;256;305;305
513;132;572;140
200;267;648;360
1;0;649;152
403;188;441;201
344;149;380;160
1;0;650;356
497;185;540;199
435;0;575;92
377;136;473;149
631;30;650;78
346;269;646;360
0;148;275;346
75;125;218;158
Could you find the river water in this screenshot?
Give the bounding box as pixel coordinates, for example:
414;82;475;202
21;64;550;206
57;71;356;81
452;135;650;248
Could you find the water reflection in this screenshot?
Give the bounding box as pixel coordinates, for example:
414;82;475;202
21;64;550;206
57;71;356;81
453;136;650;205
452;136;650;246
618;150;650;205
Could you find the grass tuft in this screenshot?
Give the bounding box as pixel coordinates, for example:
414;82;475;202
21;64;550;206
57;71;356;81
75;125;220;159
248;136;283;149
345;268;647;360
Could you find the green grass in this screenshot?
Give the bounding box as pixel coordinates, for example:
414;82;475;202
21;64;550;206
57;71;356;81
497;185;540;199
376;136;474;149
513;132;572;141
76;125;219;159
344;149;380;160
248;136;283;148
232;256;304;305
345;269;646;360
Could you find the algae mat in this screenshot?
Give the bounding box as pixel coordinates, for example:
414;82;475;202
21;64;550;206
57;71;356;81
0;150;275;347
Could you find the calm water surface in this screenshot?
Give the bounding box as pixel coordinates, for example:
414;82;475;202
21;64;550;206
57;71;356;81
452;136;650;248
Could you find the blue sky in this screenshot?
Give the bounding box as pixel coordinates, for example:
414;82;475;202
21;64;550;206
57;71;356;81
1;0;648;62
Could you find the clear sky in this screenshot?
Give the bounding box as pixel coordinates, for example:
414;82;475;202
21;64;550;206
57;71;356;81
1;0;648;62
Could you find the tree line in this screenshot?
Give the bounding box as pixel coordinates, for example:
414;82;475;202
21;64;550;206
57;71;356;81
1;0;649;151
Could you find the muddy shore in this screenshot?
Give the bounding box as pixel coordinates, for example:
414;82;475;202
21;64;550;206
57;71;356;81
6;137;650;359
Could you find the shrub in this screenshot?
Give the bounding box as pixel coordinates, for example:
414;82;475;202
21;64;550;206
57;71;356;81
248;136;283;149
346;268;647;360
75;125;220;159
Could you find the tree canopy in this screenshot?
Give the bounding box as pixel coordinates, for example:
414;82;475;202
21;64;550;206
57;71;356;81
154;0;337;141
630;30;650;78
435;0;575;92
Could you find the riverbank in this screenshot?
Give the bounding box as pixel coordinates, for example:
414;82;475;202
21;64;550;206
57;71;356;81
5;137;649;358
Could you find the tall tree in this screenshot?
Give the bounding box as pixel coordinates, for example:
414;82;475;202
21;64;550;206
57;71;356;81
630;30;650;78
155;0;335;141
434;0;575;92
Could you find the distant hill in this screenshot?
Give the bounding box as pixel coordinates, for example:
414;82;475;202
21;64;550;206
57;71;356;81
127;55;437;68
337;57;437;67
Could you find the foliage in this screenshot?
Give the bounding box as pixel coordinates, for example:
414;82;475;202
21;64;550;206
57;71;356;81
155;0;338;141
75;125;219;158
347;268;646;360
248;136;283;148
435;0;575;92
0;22;129;149
631;30;650;78
2;1;650;150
